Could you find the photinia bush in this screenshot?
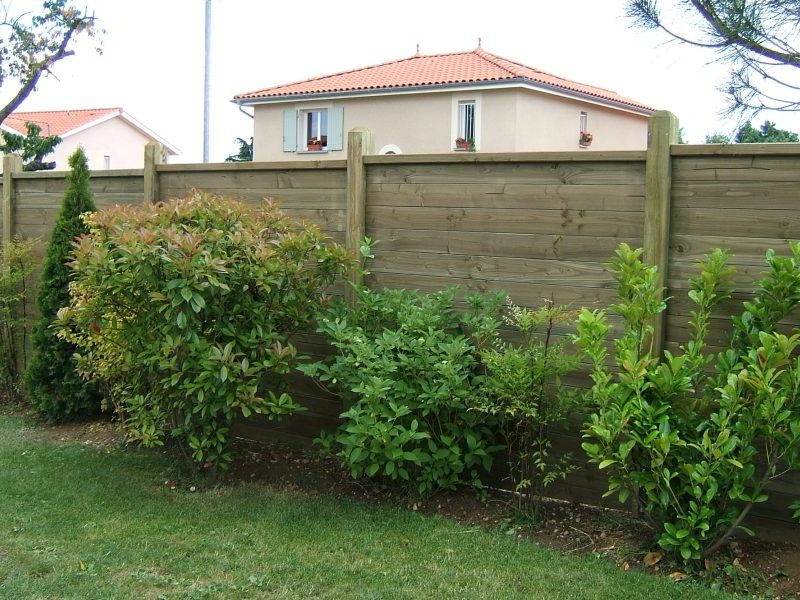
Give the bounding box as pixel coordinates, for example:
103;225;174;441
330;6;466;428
57;192;352;473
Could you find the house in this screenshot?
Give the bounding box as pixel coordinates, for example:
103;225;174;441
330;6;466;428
233;47;654;161
1;107;179;170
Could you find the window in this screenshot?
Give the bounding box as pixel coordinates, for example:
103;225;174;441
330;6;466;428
282;106;343;153
103;155;111;169
451;96;480;150
301;108;328;151
458;100;476;143
580;112;588;135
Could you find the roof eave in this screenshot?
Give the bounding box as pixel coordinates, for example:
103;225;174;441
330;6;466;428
233;78;653;115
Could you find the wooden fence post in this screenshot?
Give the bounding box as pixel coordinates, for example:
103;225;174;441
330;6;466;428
345;127;374;307
643;110;678;358
2;154;23;244
143;142;165;204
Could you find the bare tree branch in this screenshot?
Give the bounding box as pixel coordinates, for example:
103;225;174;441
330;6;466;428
0;1;97;126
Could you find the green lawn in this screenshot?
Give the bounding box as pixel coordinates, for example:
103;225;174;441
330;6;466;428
0;413;732;600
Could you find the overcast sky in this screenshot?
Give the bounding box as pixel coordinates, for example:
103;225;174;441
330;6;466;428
3;0;800;162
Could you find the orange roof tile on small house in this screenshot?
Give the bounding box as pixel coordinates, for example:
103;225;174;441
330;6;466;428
2;107;179;154
234;48;653;114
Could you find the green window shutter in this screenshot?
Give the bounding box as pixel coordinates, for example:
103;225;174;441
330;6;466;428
328;106;344;150
283;109;297;152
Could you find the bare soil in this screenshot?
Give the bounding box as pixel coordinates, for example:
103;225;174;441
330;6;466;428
16;413;800;599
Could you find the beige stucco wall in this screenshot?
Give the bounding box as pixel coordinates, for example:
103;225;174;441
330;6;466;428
251;87;650;161
49;117;156;170
515;89;649;151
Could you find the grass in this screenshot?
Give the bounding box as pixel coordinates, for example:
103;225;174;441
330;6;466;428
0;412;733;600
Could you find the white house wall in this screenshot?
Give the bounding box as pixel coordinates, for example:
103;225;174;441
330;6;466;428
50;116;156;170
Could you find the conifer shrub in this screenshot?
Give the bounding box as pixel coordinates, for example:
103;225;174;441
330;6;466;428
25;147;101;421
57;192;352;472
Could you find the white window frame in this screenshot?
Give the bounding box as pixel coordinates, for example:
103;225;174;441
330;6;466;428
450;94;481;150
580;112;588;136
298;107;329;152
103;155;111;169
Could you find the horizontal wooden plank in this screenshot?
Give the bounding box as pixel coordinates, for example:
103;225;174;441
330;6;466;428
371;251;612;288
280;208;346;231
366;161;645;186
669;260;771;292
367;183;645;211
366;272;617;308
672;155;800;182
157;160;347;172
671;143;800;156
14;176;143;195
371;228;640;261
158;169;347;194
13;168;143;178
16;193;146;209
364;151;647;164
367;206;644;237
159;187;345;210
672;180;800;210
670;235;795;266
671;207;800;238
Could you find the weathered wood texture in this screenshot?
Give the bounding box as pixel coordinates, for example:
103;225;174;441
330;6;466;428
643;111;678;356
364;159;645;310
3;155;22;243
157;165;347;235
13;172;145;242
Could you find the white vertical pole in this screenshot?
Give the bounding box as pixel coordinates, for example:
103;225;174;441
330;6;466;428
203;0;211;162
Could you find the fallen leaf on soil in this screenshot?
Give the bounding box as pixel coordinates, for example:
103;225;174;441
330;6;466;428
669;571;687;582
621;562;630;571
644;551;663;566
704;558;713;572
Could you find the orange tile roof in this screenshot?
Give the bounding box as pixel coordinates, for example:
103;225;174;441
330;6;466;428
235;48;652;112
3;107;121;137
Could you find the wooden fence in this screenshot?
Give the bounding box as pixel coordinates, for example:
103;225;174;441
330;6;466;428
2;111;799;538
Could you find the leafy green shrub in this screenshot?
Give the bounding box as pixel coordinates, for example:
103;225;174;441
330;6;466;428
575;243;800;561
26;147;101;421
300;287;503;494
57;192;352;472
473;298;583;522
0;238;35;402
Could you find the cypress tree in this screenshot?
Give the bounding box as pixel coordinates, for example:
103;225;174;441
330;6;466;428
26;147;100;420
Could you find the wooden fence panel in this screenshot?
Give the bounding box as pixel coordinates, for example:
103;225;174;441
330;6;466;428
157;163;348;236
2;142;797;539
667;148;800;532
365;159;645;311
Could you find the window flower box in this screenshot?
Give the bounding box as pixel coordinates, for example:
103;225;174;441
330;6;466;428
579;131;593;148
454;137;474;151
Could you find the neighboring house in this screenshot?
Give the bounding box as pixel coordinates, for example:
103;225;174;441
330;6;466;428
1;107;179;170
233;47;654;161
